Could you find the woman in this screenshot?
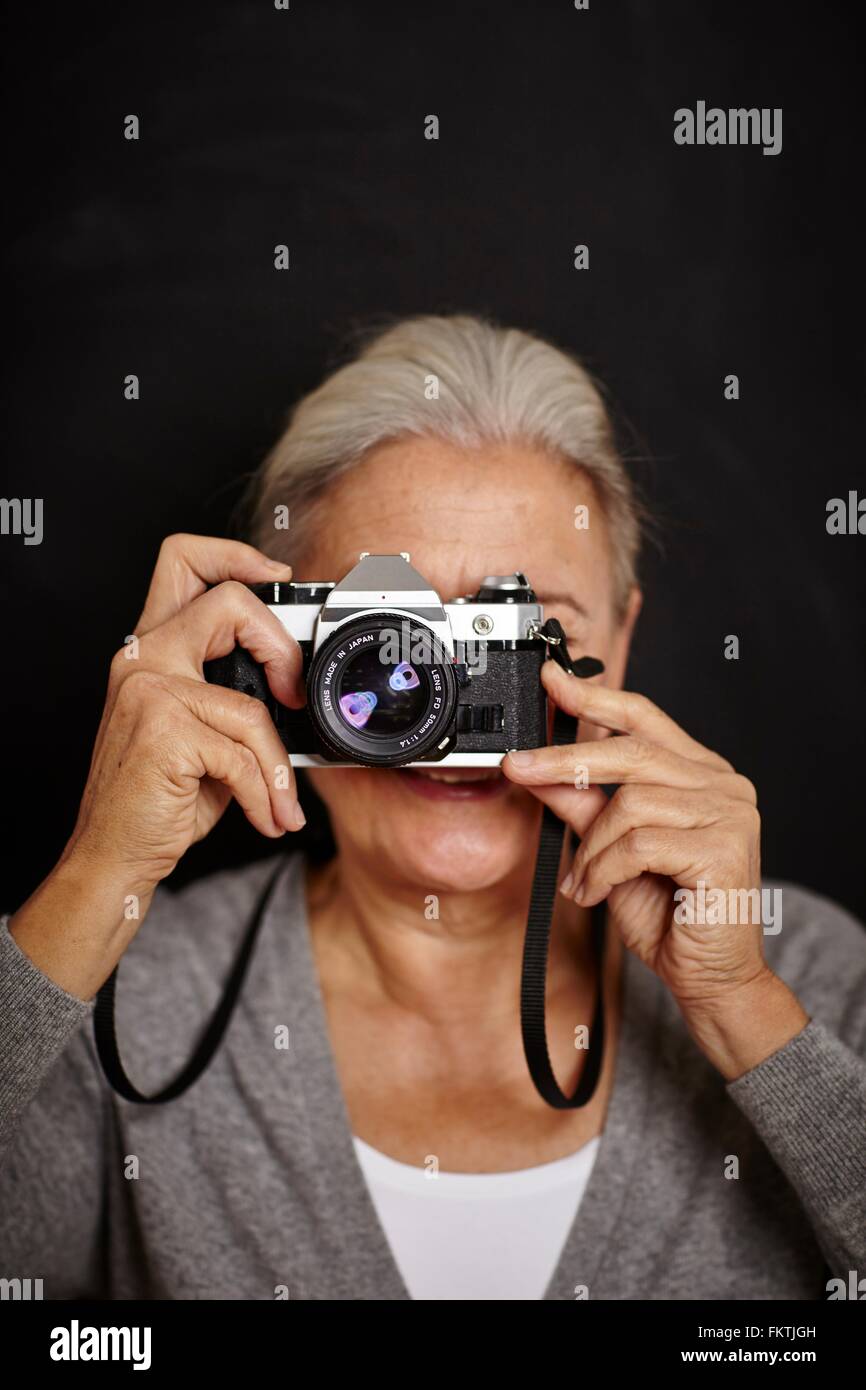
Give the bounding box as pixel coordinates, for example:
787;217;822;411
2;314;864;1301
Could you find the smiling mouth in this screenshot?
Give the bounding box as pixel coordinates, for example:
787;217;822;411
394;766;510;799
409;767;501;782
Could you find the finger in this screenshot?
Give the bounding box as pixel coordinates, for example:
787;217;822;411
509;778;609;839
162;676;304;831
576;826;739;907
187;721;288;839
136;580;305;709
504;736;706;790
135;533;294;636
541;662;732;770
566;785;728;894
503;736;757;804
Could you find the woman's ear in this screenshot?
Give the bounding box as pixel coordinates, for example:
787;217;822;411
605;586;643;691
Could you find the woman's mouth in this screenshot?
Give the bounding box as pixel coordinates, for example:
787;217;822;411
395;766;511;801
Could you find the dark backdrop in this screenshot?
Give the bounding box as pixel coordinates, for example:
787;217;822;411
2;0;864;918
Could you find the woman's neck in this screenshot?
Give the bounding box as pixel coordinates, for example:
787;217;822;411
304;844;597;1027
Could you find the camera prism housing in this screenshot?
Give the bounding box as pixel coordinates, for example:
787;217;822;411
204;552;551;767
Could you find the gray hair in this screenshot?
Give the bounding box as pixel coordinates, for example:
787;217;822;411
247;313;642;616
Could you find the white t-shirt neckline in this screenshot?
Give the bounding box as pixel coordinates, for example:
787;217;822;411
353;1133;602;1300
353;1133;601;1195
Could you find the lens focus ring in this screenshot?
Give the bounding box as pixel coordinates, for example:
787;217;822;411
306;614;458;766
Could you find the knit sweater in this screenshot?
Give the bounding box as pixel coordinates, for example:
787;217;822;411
1;853;865;1300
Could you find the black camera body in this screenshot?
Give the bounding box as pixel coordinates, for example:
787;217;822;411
205;552;552;768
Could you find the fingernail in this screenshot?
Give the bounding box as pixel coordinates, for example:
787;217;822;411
265;557;293;572
292;802;307;830
560;871;575;897
573;880;585;904
508;750;536;766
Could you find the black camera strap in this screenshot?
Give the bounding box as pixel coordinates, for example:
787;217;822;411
95;619;608;1110
93;860;282;1104
519;619;608;1107
521;806;607;1108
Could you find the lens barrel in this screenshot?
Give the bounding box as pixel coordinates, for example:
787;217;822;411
306;614;458;765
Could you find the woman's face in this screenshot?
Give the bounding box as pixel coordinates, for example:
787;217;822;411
300;435;640;893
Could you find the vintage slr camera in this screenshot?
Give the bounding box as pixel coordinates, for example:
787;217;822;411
205;552;557;767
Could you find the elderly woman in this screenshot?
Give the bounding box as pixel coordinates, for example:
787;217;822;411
1;315;864;1301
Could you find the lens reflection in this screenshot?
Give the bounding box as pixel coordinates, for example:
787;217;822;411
338;690;378;730
388;661;421;692
336;647;429;737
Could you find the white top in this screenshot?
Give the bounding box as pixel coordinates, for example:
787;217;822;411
353;1134;602;1300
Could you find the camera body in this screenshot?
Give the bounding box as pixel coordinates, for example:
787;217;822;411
205;552;551;767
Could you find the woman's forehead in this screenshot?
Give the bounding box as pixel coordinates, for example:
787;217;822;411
296;436;613;607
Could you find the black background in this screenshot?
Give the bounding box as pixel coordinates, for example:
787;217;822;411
2;0;864;919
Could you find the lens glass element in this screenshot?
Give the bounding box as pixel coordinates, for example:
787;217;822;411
336;648;428;736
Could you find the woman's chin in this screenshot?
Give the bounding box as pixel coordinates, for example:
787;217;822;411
311;765;540;890
385;837;528;893
356;766;538;892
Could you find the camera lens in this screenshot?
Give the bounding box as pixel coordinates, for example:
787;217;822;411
337;651;427;735
307;615;458;765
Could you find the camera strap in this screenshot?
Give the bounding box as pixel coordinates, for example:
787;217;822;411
94;618;608;1110
93;860;282;1104
519;617;608;1107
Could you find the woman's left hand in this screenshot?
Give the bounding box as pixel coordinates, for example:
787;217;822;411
502;662;809;1080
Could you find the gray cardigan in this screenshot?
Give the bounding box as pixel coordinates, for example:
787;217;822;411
1;852;865;1300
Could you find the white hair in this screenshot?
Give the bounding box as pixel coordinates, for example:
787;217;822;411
248;313;642;616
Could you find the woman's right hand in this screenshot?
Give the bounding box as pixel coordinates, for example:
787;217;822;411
9;534;306;998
